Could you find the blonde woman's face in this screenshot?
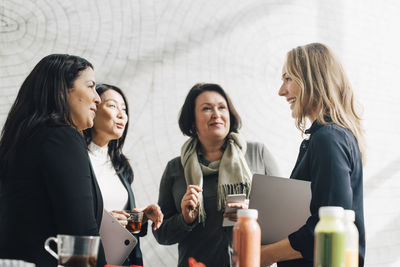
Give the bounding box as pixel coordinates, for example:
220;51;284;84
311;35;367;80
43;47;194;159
279;67;300;118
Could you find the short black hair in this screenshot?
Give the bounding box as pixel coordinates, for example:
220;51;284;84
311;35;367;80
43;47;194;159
178;83;241;137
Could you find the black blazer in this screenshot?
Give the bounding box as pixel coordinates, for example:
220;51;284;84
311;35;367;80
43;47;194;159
0;126;106;267
118;172;147;266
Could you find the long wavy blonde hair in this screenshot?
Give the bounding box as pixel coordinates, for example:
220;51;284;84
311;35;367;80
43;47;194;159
285;43;365;163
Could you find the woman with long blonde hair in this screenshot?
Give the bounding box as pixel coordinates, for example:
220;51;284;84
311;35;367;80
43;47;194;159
260;43;365;267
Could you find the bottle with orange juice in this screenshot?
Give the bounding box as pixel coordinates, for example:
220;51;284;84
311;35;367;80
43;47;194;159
343;210;359;267
232;209;261;267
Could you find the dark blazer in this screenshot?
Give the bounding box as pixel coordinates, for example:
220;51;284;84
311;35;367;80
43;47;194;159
0;126;106;267
118;172;147;266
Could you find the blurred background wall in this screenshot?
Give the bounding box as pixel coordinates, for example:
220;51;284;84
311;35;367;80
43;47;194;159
1;0;400;266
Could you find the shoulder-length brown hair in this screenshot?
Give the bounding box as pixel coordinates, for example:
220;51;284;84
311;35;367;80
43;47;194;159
178;83;241;137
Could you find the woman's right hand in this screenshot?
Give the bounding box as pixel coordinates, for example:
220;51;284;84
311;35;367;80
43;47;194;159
110;210;129;226
181;185;203;224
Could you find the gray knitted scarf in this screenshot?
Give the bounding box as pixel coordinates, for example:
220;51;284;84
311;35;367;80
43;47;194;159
180;132;252;224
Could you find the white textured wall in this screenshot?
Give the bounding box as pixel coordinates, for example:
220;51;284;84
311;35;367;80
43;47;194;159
1;0;400;266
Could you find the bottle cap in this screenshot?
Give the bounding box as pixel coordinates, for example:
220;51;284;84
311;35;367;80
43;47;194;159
344;209;355;222
237;209;258;219
318;206;344;218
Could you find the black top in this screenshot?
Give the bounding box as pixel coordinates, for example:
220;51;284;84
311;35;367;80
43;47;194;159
153;142;273;267
278;122;365;267
117;172;148;266
0;126;106;267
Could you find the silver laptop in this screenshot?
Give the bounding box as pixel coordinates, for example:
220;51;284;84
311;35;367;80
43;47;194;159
249;175;311;245
99;209;137;265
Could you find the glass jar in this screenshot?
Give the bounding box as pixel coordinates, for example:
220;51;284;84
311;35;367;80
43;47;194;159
314;206;345;267
343;209;359;267
233;209;261;267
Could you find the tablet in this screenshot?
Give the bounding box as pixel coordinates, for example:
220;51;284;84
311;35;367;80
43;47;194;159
99;209;137;265
249;175;311;245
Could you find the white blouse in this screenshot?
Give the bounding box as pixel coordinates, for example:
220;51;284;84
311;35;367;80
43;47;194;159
88;142;128;211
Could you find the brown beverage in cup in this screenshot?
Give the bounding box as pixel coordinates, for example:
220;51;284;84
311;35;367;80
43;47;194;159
125;211;143;233
127;220;142;233
44;235;100;267
58;255;96;267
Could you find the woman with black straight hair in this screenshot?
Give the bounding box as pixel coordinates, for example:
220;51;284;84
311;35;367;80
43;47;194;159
84;84;163;265
0;54;106;266
84;84;133;181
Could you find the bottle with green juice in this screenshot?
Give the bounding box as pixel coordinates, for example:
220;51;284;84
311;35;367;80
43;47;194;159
314;206;345;267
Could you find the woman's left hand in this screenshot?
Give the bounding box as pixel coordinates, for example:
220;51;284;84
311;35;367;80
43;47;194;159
223;199;249;222
133;204;164;230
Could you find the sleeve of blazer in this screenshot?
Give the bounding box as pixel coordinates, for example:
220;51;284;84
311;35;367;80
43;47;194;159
260;143;280;176
153;159;197;245
121;173;148;238
39;127;106;264
245;142;280;176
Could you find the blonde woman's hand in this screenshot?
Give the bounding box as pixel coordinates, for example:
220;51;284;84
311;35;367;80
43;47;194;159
181;185;203;224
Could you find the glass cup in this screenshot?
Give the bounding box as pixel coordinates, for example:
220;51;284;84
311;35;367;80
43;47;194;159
44;234;100;267
125;210;144;233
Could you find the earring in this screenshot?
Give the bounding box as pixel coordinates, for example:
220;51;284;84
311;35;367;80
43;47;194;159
191;125;197;135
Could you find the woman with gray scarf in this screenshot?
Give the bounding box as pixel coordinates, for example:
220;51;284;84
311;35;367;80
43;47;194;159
153;83;278;267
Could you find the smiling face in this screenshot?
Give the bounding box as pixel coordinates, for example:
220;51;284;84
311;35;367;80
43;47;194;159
67;67;100;131
194;90;230;144
278;65;301;118
91;89;128;145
